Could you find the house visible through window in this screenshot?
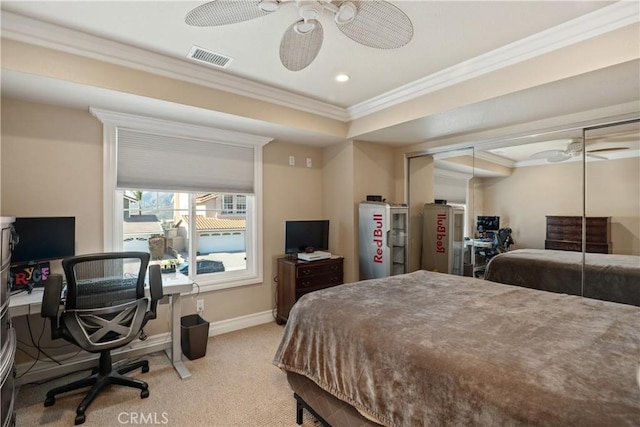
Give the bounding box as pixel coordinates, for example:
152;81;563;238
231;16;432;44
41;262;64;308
122;190;249;278
93;108;271;290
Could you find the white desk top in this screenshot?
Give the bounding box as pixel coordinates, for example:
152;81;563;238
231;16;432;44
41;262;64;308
9;271;193;317
464;239;494;248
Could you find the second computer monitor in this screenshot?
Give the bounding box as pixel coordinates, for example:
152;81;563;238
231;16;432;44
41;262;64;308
477;216;500;231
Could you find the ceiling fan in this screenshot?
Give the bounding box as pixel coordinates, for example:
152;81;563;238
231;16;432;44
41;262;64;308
530;140;629;163
185;0;414;71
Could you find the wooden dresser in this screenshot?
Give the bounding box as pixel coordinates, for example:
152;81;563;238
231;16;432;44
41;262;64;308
276;256;343;324
545;216;610;253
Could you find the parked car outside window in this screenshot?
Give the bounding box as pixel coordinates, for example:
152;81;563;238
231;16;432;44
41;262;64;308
178;260;225;275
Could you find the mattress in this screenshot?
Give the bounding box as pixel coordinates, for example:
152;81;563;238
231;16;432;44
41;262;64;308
274;270;640;426
484;249;640;306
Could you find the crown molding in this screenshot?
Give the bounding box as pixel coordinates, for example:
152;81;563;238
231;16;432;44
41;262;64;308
1;11;350;122
473;151;516;169
433;168;473;181
347;1;640;120
2;2;637;124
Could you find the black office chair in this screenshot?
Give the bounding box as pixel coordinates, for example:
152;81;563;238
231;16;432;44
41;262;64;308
496;227;514;252
474;228;514;277
41;252;163;425
481;228;515;260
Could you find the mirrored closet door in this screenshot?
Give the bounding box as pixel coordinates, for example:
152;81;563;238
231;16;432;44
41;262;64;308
407;147;475;276
583;119;640;305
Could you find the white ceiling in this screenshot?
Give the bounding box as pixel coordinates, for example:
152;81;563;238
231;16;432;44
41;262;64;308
1;0;638;149
0;0;616;107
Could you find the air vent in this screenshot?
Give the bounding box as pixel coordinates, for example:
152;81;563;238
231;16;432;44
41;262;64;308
187;46;233;68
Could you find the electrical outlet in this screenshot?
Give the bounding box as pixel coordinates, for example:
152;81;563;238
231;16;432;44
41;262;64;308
196;299;204;312
289;155;295;166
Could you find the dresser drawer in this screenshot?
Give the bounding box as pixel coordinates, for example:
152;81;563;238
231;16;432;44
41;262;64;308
296;272;343;288
276;256;344;324
296;262;343;278
0;328;16;427
545;240;581;252
296;282;342;299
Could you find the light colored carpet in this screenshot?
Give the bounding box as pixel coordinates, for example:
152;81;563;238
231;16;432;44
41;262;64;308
14;322;318;426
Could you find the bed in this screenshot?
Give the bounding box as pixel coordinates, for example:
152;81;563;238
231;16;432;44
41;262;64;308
273;270;640;426
484;249;640;307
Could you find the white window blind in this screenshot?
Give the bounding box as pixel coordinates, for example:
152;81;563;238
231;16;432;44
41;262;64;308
117;129;255;193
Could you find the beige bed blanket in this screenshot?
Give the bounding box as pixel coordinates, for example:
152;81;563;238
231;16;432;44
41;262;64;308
485;249;640;306
273;270;640;427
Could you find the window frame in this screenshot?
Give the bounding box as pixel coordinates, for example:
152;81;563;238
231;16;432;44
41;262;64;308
93;108;271;291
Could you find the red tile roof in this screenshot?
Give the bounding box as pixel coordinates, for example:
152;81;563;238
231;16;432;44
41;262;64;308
181;215;245;231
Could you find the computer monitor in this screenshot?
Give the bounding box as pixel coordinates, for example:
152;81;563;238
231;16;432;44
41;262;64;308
477;216;500;232
11;216;76;265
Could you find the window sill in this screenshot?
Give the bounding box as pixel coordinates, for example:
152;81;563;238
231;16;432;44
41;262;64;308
190;271;263;292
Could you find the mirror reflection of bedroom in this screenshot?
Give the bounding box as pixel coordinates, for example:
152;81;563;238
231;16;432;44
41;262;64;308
410;118;639;304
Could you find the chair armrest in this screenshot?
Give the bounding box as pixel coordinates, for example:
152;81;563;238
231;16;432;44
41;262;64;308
41;274;64;319
148;264;164;303
145;264;164;322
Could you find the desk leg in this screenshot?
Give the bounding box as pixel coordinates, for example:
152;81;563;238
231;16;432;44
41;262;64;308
165;292;191;379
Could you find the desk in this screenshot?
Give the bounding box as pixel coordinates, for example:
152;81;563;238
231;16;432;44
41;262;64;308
464;239;494;275
9;272;193;382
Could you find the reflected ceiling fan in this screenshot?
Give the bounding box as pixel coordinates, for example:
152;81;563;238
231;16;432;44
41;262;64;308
185;0;414;71
530;140;629;163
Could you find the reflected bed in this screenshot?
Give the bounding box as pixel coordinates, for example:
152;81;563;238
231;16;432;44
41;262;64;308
273;270;640;426
485;248;640;307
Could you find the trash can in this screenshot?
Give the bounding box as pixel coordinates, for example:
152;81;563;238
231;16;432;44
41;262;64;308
180;314;210;360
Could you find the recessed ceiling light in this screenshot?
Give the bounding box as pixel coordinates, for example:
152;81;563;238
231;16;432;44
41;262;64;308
335;74;349;82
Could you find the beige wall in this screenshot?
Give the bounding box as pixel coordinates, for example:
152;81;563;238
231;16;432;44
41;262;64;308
1;98;105;263
1;98;332;362
322;141;357;282
263;140;324;299
479;157;639;255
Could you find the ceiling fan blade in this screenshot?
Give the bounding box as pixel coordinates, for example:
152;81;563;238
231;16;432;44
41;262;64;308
280;20;323;71
587;147;630;154
185;0;269;27
529;149;565;160
586;153;607;160
547;154;572;163
337;0;413;49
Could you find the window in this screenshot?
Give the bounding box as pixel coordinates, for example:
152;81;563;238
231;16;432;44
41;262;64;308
222;194;246;215
93;108;272;290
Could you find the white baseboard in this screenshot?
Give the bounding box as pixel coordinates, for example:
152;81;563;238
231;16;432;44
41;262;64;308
15;310;276;385
208;310;275;337
15;333;172;386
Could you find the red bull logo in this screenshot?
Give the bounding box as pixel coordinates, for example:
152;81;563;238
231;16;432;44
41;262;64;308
436;213;447;253
373;213;384;263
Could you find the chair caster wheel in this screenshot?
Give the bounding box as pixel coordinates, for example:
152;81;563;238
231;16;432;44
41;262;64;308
44;396;55;407
142;365;149;373
141;389;149;399
74;414;86;425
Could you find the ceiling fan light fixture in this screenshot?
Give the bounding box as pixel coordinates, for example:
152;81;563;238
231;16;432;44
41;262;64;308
258;0;279;13
335;2;357;25
294;20;316;34
335;73;349;82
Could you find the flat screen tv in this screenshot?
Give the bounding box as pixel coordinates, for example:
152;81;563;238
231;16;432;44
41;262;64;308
11;216;76;265
285;220;329;254
477;216;500;231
